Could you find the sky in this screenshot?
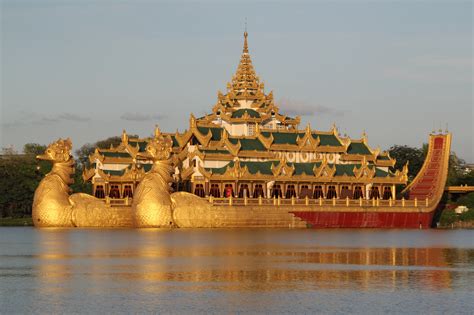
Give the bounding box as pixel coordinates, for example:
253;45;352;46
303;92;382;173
1;0;473;162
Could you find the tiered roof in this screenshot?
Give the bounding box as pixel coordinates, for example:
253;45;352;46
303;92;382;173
197;32;299;127
84;32;403;185
198;158;407;184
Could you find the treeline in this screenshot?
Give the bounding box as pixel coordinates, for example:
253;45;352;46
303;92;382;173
0;136;134;218
0;140;473;220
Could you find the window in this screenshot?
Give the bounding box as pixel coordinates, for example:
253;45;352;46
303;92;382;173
286;185;296;198
271;184;282;198
313;185;324;199
299;185;310;199
353;186;364;199
383;187;393;200
253;184;265;198
194;184;205;197
327;185;337;199
369;186;380;199
238;184;250;198
109;185;121;199
209;184;220;197
95;185;105;199
340;186;352;199
123;185;133;198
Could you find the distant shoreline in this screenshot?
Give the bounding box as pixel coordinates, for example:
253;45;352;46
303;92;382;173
0;217;33;226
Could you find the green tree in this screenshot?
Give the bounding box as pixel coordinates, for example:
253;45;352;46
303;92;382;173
23;143;47;156
75;135;138;168
0;155;51;218
388;145;425;180
446;152;464;186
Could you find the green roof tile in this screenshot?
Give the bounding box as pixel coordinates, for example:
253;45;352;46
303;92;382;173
231;108;261;118
206;160;278;175
347;142;372;155
289;162;319;175
103;169;126;176
197;126;223;140
141;164;152;172
129;141;148;152
375;168;391;177
261;132;299;145
241;161;277;175
228;138;267;151
205;161;391;179
170;136;179;147
312;133;343;146
335;164;356;176
101;151;131;158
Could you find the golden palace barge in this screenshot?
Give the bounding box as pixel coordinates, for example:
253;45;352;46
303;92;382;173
32;32;451;229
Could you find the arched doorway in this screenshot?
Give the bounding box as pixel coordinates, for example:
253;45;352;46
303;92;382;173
194;184;205;197
109;185;121;199
123;185;133;198
326;185;337;199
340;185;352;199
238;184;250;198
271;184;282;198
253;184;265;198
353;186;364;199
313;185;324;199
370;186;380;199
95;185;105;199
383;186;393;200
286;184;296;198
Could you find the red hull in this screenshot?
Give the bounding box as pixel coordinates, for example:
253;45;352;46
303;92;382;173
291;211;435;228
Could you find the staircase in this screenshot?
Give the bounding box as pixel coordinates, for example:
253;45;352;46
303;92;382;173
402;134;451;204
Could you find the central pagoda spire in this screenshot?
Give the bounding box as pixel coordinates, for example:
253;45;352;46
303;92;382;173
227;31;263;103
243;31;249;54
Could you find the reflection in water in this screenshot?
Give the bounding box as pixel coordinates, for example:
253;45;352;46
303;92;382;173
1;228;473;313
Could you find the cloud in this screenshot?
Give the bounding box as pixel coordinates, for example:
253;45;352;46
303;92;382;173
120;112;166;121
1;111;91;128
31;117;60;125
57;113;90;122
277;98;346;117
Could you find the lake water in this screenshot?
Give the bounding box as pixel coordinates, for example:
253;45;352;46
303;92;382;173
1;228;473;314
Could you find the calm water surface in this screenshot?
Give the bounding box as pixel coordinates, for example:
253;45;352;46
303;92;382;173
1;228;473;314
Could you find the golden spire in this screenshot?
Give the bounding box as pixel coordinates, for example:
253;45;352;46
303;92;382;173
243;31;249;54
227;31;261;100
154;125;161;139
121;129;128;144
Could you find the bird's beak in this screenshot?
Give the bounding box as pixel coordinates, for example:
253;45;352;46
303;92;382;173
36;153;51;160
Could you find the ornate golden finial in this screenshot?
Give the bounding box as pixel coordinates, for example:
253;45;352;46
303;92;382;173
154;125;161;139
121;129;128;144
243;31;249;54
190;113;196;128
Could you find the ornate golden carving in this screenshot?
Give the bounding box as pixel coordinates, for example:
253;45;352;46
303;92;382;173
33;139;132;227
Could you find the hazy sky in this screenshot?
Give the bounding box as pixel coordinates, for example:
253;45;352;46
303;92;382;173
1;0;473;161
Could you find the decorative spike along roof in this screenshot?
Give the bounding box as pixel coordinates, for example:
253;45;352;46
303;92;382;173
205;160;393;178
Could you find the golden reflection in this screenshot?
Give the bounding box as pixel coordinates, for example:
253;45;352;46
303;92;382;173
30;230;469;296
